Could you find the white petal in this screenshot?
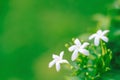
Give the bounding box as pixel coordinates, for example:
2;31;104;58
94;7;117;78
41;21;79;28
60;51;64;59
71;50;78;61
74;38;81;45
56;63;60;72
52;54;59;59
94;37;100;46
60;60;69;64
101;36;108;42
68;45;76;52
49;60;55;68
79;49;89;56
81;42;89;48
89;34;96;40
102;30;109;36
97;30;102;34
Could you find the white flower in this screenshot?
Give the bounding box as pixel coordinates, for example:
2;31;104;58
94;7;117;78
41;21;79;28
48;51;69;72
89;30;109;46
68;39;90;61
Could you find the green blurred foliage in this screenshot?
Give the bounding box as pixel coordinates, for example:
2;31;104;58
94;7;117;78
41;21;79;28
0;0;116;80
108;8;120;69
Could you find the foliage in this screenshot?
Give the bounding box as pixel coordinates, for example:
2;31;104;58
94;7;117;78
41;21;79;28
66;40;112;80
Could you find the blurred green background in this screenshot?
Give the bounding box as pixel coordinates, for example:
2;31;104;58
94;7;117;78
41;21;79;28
0;0;114;80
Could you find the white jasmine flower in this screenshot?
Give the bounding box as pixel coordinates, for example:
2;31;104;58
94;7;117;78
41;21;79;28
89;30;109;46
49;51;69;72
68;39;89;61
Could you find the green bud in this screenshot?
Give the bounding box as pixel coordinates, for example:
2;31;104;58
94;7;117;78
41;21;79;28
72;38;75;41
65;43;69;48
86;72;89;75
70;66;73;69
91;77;94;80
103;43;106;46
98;54;101;58
94;65;97;68
83;65;87;68
107;49;110;52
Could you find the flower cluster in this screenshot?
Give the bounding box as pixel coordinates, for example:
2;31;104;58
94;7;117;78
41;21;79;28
48;29;110;76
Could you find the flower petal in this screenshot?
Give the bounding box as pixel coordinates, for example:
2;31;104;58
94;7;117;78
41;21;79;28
79;49;89;56
68;45;76;52
74;39;81;45
56;63;60;72
53;54;59;59
102;30;109;36
81;42;89;48
94;37;100;46
71;50;78;61
97;30;102;34
89;34;96;40
60;60;69;64
49;60;55;68
60;51;64;59
101;36;108;42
